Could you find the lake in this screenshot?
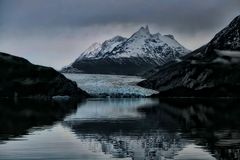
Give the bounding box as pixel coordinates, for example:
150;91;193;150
0;98;240;160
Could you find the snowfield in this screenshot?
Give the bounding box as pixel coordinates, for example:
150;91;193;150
64;73;158;97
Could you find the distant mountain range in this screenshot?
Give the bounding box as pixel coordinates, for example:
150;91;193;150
61;26;190;75
3;15;240;98
139;15;240;97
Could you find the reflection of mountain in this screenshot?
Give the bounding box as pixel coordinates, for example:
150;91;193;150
140;99;240;160
0;100;78;143
73;132;186;160
1;98;240;159
0;52;88;98
63;99;240;160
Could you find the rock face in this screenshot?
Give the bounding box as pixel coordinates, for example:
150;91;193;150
0;52;88;99
62;26;189;75
139;15;240;97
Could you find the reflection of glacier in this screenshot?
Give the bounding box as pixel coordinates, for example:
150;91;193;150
63;99;188;159
70;131;187;160
63;98;240;160
64;98;159;121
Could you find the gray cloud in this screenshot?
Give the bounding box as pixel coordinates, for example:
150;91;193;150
0;0;239;69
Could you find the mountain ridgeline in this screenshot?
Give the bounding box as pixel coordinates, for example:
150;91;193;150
62;26;189;75
139;15;240;97
0;52;88;99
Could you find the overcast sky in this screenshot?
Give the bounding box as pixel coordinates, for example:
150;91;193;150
0;0;239;69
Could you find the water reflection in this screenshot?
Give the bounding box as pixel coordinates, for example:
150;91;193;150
0;99;78;143
0;98;240;160
64;98;240;160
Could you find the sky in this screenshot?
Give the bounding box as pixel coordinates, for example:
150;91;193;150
0;0;239;69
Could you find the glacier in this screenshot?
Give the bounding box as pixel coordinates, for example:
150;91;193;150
64;73;158;97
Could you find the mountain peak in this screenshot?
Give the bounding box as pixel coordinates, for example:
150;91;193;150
63;25;189;75
72;24;190;61
135;25;151;36
145;25;149;32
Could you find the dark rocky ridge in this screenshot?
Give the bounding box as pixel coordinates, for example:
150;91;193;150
139;15;240;97
70;57;163;76
0;52;88;99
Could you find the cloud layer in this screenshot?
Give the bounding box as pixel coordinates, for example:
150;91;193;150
0;0;239;69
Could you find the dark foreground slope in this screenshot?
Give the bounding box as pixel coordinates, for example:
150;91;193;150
139;15;240;97
0;52;88;99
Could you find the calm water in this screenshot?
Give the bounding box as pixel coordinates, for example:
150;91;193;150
0;98;240;160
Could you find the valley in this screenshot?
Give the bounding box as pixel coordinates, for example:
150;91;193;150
0;1;240;159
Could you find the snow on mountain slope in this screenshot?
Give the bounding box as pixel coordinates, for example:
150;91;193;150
76;26;189;61
99;36;127;58
76;42;102;60
62;26;190;75
75;36;127;60
108;26;189;61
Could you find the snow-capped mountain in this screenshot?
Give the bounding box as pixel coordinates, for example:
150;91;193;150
76;42;102;60
139;15;240;97
62;26;190;75
106;26;188;62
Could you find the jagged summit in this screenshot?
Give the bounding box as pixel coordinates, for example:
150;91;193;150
138;25;150;32
73;25;189;61
132;26;151;37
139;25;150;33
62;25;190;75
145;25;149;30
